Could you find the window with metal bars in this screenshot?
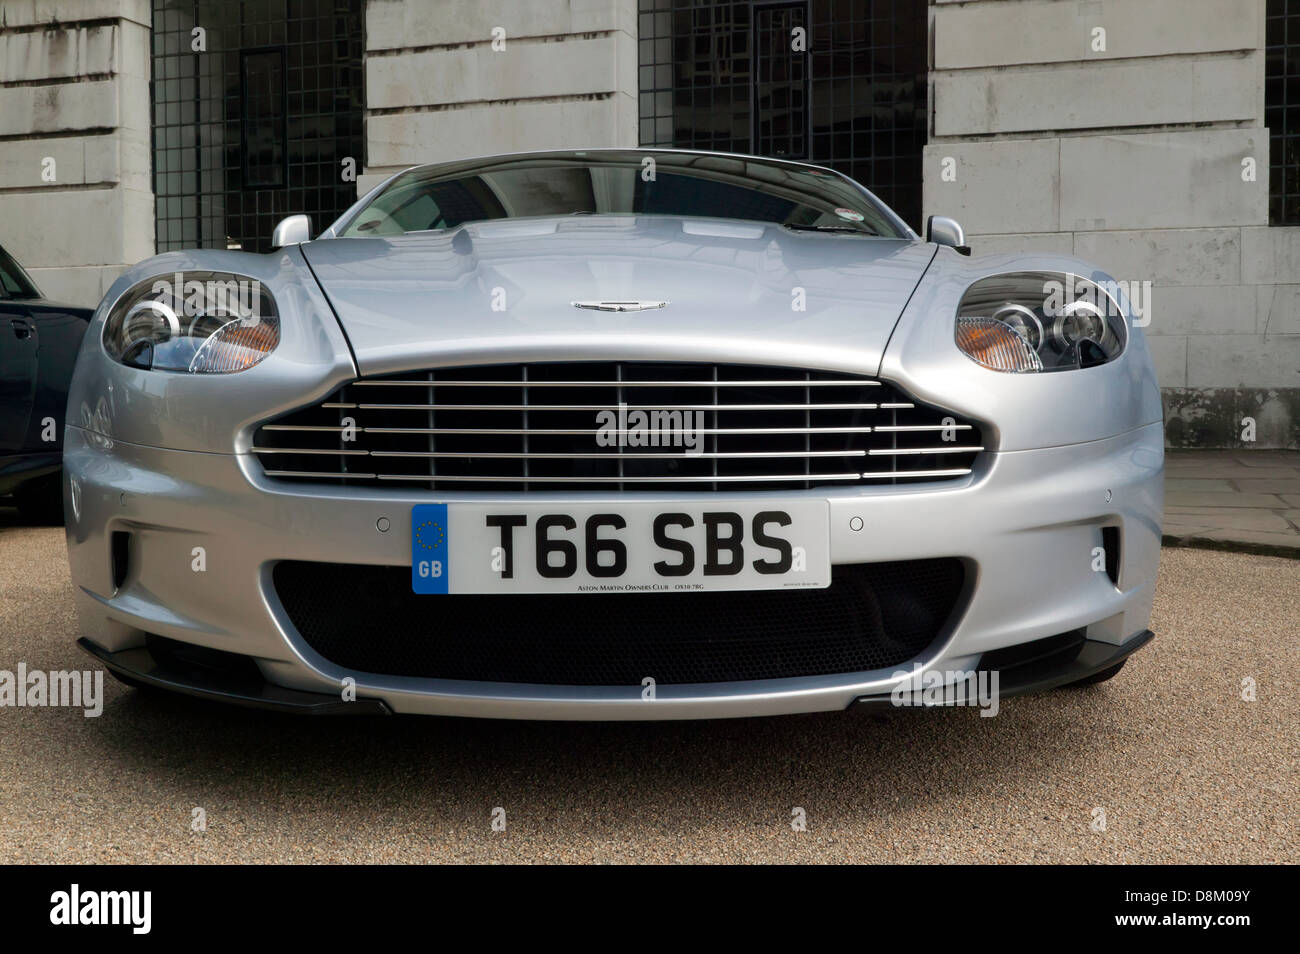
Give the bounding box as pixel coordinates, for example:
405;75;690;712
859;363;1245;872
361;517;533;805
150;0;365;252
638;0;928;230
754;3;809;160
1267;0;1300;225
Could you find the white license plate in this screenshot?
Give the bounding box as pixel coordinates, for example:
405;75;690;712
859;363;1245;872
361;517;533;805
411;500;830;594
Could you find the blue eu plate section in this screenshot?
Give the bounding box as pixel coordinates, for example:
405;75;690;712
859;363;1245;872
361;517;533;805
411;503;449;594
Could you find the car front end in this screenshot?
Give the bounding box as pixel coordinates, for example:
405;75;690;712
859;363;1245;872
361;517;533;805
64;150;1163;719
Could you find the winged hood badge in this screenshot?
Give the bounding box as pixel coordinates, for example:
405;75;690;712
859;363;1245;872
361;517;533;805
570;300;669;312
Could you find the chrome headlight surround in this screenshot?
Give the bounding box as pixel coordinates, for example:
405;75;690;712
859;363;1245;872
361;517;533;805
102;270;280;374
955;271;1128;373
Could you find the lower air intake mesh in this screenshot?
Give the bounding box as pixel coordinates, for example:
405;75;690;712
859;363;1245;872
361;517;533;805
273;559;966;686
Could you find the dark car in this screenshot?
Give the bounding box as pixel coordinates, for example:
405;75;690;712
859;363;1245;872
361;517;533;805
0;244;92;524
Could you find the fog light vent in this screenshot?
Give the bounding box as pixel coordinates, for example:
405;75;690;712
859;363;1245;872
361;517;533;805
1100;526;1120;586
110;531;131;590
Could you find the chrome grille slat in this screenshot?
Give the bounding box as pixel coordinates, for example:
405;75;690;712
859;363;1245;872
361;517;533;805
361;426;879;436
252;362;985;491
860;468;972;479
351;403;897;411
259;449;871;460
867;446;985;456
252;447;370;455
360;449;870;460
874;424;973;432
351;378;883;388
261;424;354;432
263;468;973;482
376;472;870;484
264;470;379;480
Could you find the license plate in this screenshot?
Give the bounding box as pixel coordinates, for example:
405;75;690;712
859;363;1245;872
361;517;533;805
411;501;830;594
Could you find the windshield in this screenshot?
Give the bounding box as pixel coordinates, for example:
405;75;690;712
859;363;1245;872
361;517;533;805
337;151;907;239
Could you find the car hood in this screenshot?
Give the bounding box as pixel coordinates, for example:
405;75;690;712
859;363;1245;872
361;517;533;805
300;215;937;376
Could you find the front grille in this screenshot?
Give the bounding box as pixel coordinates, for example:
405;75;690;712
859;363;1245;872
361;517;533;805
252;362;984;491
274;559;967;685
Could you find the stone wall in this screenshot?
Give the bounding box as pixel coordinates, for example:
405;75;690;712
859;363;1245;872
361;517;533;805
0;0;153;307
3;0;1293;450
923;0;1299;448
358;0;639;197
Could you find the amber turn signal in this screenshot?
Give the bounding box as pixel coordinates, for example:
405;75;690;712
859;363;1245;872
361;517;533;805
955;317;1043;373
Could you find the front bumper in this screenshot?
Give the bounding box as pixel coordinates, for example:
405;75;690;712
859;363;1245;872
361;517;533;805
77;636;391;715
64;420;1163;719
79;628;1154;716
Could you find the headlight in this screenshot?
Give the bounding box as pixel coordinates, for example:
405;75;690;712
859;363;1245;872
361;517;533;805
102;271;279;373
955;272;1126;373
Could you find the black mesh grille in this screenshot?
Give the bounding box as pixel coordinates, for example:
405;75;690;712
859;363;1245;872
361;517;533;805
273;559;966;685
252;362;984;491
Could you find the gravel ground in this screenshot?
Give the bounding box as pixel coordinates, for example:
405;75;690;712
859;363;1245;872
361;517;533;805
0;505;1295;864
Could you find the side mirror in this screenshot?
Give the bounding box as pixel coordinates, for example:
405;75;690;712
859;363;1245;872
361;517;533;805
926;215;971;256
271;214;312;248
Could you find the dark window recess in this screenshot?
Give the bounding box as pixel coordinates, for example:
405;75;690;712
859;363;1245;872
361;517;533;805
150;0;365;253
1267;0;1300;224
638;0;928;229
240;48;286;188
753;4;808;160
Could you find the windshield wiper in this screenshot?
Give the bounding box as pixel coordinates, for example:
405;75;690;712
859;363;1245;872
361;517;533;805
783;223;881;236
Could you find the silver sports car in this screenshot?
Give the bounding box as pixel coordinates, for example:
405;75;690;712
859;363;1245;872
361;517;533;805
64;149;1163;719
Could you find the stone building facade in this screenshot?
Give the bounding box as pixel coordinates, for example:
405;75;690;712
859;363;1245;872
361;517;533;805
1;0;1295;445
